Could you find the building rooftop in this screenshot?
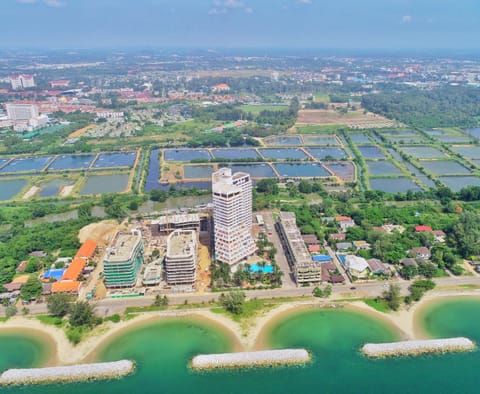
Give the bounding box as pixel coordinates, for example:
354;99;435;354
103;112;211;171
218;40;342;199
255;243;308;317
167;230;196;258
151;213;199;226
105;231;141;263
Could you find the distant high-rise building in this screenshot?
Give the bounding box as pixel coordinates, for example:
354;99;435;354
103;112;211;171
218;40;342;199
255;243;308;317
6;103;39;121
212;167;255;265
10;75;35;90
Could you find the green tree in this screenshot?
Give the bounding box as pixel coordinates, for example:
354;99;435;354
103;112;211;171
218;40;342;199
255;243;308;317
5;305;17;318
69;301;95;327
153;295;169;307
256;179;279;195
382;283;401;311
219;291;246;315
47;293;74;317
20;276;43;300
298;180;313;194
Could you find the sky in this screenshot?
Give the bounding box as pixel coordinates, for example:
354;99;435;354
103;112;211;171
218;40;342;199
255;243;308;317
1;0;480;51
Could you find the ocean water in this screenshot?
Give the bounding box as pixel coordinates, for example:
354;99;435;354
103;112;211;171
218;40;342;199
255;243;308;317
2;300;480;393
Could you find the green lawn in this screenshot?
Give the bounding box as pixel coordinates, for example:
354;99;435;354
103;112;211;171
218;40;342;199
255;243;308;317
364;298;390;313
241;105;289;114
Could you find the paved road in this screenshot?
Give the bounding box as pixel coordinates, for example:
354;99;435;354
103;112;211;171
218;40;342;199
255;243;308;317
11;276;480;317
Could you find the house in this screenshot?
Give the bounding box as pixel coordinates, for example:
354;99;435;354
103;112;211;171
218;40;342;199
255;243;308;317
433;230;446;243
336;242;353;251
322;262;345;284
330;233;346;241
400;258;418;268
335;216;356;232
409;247;431;260
344;255;370;278
42;282;52;296
75;239;97;261
51;280;81;294
212;83;230;92
308;244;321;253
3;282;23;292
367;258;389;275
16;261;27;273
353;240;371;250
302;234;320;246
415;225;432;233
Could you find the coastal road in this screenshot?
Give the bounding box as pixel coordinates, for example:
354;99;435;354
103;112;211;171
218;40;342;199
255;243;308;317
4;276;480;317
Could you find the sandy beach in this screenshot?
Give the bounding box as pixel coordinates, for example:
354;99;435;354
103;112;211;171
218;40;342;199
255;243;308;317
1;291;480;366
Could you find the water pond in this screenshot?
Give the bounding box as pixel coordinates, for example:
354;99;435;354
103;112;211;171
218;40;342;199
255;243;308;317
302;135;339;145
366;160;403;175
464;128;480;138
349;133;371;143
259;148;308;160
452;146;480;159
323;161;355;181
420;160;471;175
0;179;28;200
0;156;53;173
401;146;446;159
274;163;330;177
39;179;74;198
164;149;211;162
211;148;260;160
183;165;215;179
93;152;137;168
80;174;130;195
370;177;423;193
357;146;385;159
264;135;302;146
306;147;348;160
219;163;276;178
439;176;480;192
48;154;96;170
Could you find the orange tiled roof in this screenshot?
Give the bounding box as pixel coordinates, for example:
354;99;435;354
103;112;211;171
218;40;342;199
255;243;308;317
51;281;81;293
62;257;87;281
75;239;97;260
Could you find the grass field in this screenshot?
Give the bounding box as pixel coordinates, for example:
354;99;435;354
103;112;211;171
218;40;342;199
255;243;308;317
297;108;395;127
313;93;330;103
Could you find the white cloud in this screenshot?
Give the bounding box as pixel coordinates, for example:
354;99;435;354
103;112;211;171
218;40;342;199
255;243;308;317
213;0;244;8
209;0;250;15
297;0;312;4
208;7;228;15
245;7;253;13
16;0;37;4
44;0;65;7
402;15;412;23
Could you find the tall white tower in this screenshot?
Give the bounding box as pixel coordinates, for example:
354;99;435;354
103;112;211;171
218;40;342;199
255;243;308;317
212;167;255;265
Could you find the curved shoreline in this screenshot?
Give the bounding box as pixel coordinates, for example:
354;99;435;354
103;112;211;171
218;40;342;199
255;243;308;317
0;292;479;367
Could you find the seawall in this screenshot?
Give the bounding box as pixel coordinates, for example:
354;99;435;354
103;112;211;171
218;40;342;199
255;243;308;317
362;337;475;358
0;360;135;386
191;349;311;370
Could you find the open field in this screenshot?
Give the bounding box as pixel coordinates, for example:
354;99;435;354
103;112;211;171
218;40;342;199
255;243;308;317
241;105;289;114
68;124;96;139
297;108;396;128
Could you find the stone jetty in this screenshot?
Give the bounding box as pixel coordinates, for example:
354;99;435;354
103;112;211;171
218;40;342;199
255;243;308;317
191;349;311;370
362;337;475;358
0;360;135;386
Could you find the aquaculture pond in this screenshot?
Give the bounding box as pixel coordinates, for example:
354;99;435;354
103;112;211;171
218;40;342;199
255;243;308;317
79;174;130;195
274;163;330;177
437;136;471;143
452;145;480;159
387;136;426;144
349;133;371;143
211;148;260;160
420;160;471;175
183;165;215;179
258;148;308;160
264;135;302;146
357;146;385;159
366;160;403;176
0;179;28;200
0;158;9;169
464;128;480;138
302;135;339;145
305;147;348;160
219;163;276;178
92;152;137;168
438;176;480;192
48;154;96;170
323;161;355;181
164;149;211;162
401;146;446;159
370;177;423;193
145;148;161;192
0;156;53;173
38;179;74;198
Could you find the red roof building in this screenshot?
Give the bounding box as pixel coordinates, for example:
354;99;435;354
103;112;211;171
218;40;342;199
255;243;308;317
62;257;87;281
75;240;97;260
415;225;432;232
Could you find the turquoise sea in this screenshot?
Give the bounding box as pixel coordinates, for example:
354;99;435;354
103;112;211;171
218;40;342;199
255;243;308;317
1;299;480;393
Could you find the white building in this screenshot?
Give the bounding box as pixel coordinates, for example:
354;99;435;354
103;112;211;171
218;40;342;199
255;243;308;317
165;229;197;286
6;103;39;120
212;167;255;265
344;255;370;278
10;75;35;90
